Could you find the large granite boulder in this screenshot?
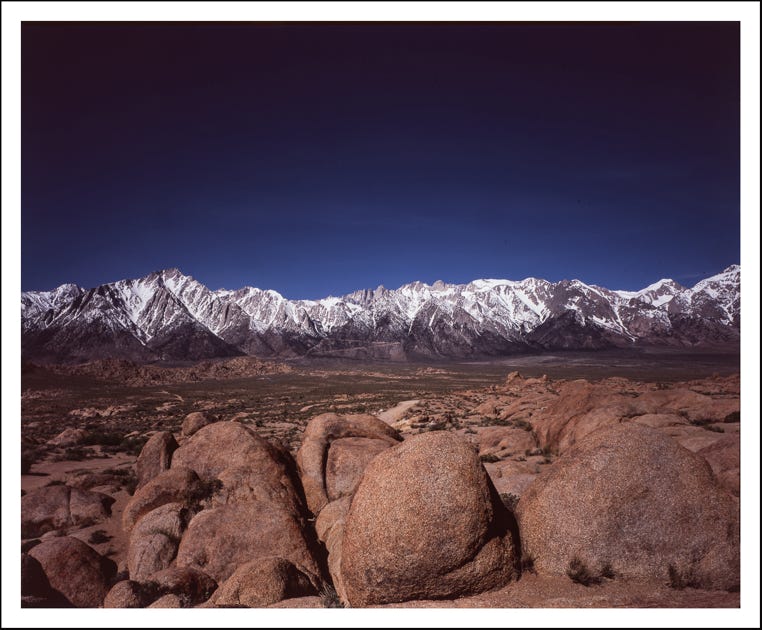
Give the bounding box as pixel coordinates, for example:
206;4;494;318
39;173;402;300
516;423;740;591
339;431;519;606
28;537;116;607
135;431;178;490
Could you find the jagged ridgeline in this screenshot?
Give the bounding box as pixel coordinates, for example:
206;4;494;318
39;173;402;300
21;266;740;363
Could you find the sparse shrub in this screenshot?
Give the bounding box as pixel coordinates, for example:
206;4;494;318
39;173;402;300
108;569;130;588
690;418;724;432
520;552;536;574
59;446;97;461
667;564;701;590
514;419;533;431
82;431;123;447
600;562;615;580
480;453;500;463
188;478;223;509
119;436;149;456
499;492;519;511
565;558;616;586
319;584;344;608
123;475;139;496
102;467;133;477
566;557;602;586
723;411;740;424
88;529;112;544
21;449;37;474
138;579;164;603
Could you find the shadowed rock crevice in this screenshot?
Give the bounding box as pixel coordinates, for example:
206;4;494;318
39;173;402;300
296;413;402;516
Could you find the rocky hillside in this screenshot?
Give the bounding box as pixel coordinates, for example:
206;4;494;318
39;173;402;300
21;265;740;362
20;371;741;608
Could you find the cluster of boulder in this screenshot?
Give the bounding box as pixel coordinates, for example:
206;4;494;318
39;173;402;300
21;399;740;607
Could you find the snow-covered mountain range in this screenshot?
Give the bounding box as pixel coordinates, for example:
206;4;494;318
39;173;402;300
21;265;740;363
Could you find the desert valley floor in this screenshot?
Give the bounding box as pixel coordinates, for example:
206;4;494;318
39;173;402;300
20;350;741;608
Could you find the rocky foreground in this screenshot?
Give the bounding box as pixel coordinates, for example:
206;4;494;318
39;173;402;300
20;372;741;608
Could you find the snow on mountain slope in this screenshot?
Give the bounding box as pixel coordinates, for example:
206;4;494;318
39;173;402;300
21;265;741;362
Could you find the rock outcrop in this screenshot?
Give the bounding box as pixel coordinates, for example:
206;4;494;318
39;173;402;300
339;431;519;606
211;557;316;607
28;537;116;608
516;423;740;591
122;467;201;533
22;485;114;538
296;413;402;516
135;431;178;490
181;412;213;437
127;502;189;580
121;420;325;606
47;427;90;447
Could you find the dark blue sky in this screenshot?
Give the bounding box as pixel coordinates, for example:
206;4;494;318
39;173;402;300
22;22;739;298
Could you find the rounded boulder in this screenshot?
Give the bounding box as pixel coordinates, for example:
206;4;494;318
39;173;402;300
135;431;178;490
339;431;518;606
516;423;740;591
28;536;116;607
181;412;213;437
296;413;402;515
212;556;316;608
171;421;289;482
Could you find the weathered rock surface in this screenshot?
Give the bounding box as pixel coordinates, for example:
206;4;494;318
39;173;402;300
523;378;741;456
127;502;188;581
147;566;218;605
475;425;538;459
122;467;200;533
339;431;518;606
315;496;352;544
47;427;89;447
516;423;739;591
697;434;740;497
135;431;178;490
296;413;402;515
483;459;539;499
212;557;316;607
171;421;294;482
314;496;352;596
181;412;213;437
29;536;116;607
22;485;114;538
325;437;391;502
211;463;304;518
175;501;321;584
147;593;183;608
103;580;146;608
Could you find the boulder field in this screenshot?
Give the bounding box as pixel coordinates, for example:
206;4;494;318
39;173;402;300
21;392;741;607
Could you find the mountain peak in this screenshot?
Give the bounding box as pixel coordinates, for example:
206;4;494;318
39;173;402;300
21;266;740;362
160;267;186;280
